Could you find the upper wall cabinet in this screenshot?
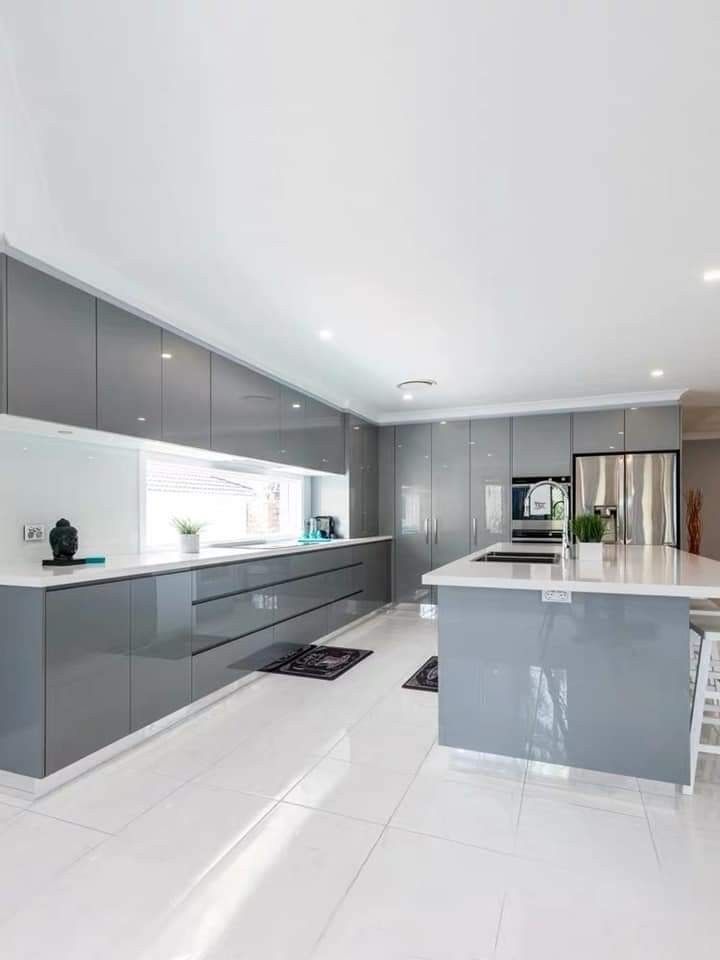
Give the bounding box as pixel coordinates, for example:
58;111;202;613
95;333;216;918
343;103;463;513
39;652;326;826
279;386;308;467
211;354;281;462
624;405;679;452
161;331;211;450
5;258;97;429
97;301;162;439
572;409;625;454
512;413;571;477
306;397;345;474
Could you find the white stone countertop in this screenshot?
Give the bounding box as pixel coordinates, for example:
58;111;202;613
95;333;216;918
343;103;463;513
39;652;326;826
0;537;392;589
422;542;720;599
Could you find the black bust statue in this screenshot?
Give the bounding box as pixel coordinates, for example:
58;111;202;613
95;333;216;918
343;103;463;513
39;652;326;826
49;518;79;561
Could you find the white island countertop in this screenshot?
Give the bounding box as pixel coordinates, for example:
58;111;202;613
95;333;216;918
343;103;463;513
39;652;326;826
0;536;392;589
423;542;720;600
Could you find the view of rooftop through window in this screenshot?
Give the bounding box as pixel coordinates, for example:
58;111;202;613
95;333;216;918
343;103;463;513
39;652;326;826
144;458;304;549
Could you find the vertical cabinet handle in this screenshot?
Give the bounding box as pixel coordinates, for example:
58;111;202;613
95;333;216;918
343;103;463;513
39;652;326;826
434;518;438;544
472;517;478;545
425;518;430;544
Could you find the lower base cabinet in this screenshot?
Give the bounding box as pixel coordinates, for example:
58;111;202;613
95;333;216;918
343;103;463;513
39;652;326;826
14;541;391;780
130;573;192;732
45;581;131;775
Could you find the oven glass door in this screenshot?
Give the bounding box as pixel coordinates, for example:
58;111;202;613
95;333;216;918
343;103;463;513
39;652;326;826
512;479;568;539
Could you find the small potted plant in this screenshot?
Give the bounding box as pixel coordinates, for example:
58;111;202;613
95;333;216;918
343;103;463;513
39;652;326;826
171;517;205;554
571;513;607;562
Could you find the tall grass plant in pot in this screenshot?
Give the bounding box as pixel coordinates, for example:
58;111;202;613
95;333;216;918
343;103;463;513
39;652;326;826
171;517;205;554
571;513;607;563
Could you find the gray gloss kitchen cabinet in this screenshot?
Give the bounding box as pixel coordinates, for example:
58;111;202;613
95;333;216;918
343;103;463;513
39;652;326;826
130;573;192;731
378;427;396;537
0;255;5;413
6;257;97;429
97;301;162;439
45;581;131;774
395;423;432;603
279;386;308;467
211;353;281;462
161;331;211;450
431;420;470;568
348;416;379;537
572;409;625;454
512;413;571;477
306;397;345;474
470;417;511;550
624;405;680;452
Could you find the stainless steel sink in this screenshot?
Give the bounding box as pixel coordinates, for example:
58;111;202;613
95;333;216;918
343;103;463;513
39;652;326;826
474;551;560;565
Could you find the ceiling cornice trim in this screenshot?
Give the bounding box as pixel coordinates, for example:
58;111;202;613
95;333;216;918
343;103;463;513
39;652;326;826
373;389;687;424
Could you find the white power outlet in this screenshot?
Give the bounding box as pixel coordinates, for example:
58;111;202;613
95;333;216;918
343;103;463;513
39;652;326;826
541;589;572;604
24;524;46;542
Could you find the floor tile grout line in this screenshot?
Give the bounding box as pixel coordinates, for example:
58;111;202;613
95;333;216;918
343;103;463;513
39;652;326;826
19;807;116;837
638;787;663;870
306;732;437;959
492;893;507;957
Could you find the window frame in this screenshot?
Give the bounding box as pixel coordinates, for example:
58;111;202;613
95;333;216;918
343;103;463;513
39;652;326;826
138;451;308;552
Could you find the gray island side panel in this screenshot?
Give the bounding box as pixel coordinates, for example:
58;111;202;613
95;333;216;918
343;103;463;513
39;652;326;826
0;587;45;777
437;586;690;785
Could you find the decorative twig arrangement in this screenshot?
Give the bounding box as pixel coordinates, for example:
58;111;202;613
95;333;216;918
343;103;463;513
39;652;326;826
686;488;703;555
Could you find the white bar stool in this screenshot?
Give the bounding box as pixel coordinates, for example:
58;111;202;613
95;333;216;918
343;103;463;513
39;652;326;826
686;613;720;794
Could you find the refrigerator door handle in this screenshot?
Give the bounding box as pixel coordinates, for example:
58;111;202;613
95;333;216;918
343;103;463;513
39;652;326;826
618;455;626;544
472;517;478;546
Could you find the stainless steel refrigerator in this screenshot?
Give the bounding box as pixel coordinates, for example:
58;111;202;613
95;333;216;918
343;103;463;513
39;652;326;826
574;452;678;546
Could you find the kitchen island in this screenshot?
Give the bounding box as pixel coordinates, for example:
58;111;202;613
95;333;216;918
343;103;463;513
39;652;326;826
423;542;720;786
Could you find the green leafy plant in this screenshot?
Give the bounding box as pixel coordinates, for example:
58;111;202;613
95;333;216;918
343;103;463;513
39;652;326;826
170;517;205;535
571;513;607;543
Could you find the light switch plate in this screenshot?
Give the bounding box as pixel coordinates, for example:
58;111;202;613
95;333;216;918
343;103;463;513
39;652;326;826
24;523;46;542
542;589;572;604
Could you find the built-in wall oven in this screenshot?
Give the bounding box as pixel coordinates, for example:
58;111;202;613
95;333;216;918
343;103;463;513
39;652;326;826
511;475;571;543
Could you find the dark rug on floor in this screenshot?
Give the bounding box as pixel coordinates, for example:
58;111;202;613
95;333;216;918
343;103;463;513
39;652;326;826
403;656;438;692
261;645;373;680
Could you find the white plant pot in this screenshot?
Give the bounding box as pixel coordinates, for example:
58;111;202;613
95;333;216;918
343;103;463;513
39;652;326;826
179;533;200;554
576;541;604;563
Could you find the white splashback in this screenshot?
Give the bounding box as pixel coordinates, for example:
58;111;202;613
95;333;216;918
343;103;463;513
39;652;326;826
0;431;140;562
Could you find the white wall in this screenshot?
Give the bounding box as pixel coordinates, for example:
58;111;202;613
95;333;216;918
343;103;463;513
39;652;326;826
0;431;140;563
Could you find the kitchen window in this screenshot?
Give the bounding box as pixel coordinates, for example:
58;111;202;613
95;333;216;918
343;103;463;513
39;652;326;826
143;457;304;549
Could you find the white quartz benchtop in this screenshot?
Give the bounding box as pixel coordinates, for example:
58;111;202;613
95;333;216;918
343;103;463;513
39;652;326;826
0;537;392;589
423;542;720;599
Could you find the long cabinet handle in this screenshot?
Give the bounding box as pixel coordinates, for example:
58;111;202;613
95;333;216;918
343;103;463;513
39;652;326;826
425;518;430;544
472;517;478;545
434;518;438;544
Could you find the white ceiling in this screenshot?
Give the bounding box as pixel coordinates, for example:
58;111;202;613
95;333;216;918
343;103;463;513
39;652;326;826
1;2;719;423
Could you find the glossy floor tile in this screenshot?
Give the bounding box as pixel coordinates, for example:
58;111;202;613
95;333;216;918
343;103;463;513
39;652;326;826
0;607;717;959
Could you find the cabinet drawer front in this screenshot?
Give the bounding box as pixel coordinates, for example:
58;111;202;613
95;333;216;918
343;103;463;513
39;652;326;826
285;547;354;579
192;627;275;700
275;567;356;622
192;589;275;653
328;593;365;633
274;606;329;650
193;558;288;601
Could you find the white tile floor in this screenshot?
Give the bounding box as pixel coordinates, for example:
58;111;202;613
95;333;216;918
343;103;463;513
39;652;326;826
0;605;718;958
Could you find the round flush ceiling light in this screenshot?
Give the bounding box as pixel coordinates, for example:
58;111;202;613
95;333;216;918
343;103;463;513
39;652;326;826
703;268;720;283
650;369;664;378
396;378;437;399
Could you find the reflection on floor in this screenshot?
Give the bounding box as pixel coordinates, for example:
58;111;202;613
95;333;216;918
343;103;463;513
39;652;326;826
0;605;717;958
